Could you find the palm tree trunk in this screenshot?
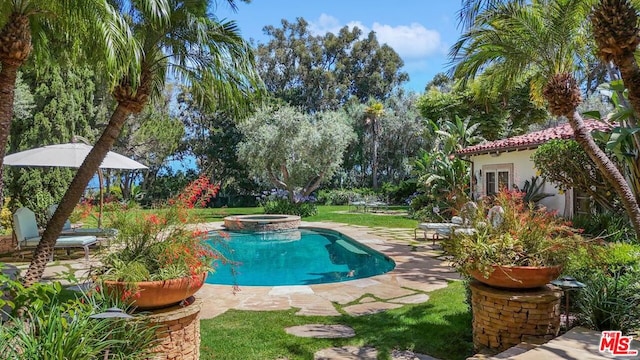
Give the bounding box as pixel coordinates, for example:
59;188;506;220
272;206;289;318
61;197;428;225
0;13;32;206
372;122;379;189
0;62;19;206
567;110;640;238
21;104;132;287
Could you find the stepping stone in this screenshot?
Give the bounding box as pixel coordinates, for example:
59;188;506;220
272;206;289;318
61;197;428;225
314;347;439;360
314;346;377;360
342;301;403;316
391;349;440;360
389;293;430;304
285;324;355;338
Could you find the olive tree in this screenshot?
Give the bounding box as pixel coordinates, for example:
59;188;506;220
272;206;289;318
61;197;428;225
237;105;356;201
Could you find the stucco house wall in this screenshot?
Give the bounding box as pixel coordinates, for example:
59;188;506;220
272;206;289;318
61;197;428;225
470;150;570;217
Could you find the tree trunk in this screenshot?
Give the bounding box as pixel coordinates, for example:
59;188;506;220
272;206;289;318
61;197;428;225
21;104;132;287
0;62;19;207
0;13;32;206
567;110;640;238
372;122;379;189
615;54;640;122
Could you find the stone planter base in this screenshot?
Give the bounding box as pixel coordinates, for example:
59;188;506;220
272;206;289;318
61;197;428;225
144;297;202;360
470;281;561;353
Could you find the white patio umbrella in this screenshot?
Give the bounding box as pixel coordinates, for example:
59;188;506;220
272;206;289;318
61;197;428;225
4;143;148;227
4;143;147;170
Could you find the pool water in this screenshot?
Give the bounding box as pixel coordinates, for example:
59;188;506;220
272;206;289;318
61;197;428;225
205;228;395;286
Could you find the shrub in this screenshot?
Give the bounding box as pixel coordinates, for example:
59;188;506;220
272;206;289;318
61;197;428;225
575;268;640;334
259;189;318;217
0;270;157;359
572;212;635;243
0;197;11;235
564;242;640;333
381;180;417;205
263;199;318;217
315;188;373;205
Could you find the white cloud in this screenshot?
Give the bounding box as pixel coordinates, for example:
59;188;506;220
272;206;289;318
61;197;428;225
308;14;445;59
372;22;443;58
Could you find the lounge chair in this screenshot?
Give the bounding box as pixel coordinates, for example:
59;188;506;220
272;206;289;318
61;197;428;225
47;204;118;238
348;196;367;212
13;207;98;261
415;202;478;245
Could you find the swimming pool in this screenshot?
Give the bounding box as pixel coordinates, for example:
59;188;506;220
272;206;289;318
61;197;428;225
205;228;395;286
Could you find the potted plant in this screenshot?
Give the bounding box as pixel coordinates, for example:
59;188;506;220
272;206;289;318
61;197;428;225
444;189;588;289
94;176;221;309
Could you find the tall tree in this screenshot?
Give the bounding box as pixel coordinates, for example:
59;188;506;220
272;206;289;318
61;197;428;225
418;74;548;140
177;86;254;193
23;0;263;286
451;0;640;237
237;105;355;201
365;100;384;189
255;18;408;112
7;65;96;222
112;95;184;200
0;0;126;206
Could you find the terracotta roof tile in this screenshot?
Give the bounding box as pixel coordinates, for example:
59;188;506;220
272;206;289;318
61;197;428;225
457;120;612;156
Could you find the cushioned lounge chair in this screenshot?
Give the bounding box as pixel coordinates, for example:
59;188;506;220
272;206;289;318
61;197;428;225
47;204;118;238
414;202;479;245
13;207;97;261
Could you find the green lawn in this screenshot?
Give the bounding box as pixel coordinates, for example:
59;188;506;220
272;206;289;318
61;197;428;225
200;281;473;360
191;205;419;229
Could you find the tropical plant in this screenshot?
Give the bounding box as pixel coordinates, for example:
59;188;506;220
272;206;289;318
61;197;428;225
0;0;128;206
412;150;471;221
95;177;220;287
575;267;640;333
450;0;640;239
24;0;263;286
521;176;554;206
444;189;590;278
0;271;157;359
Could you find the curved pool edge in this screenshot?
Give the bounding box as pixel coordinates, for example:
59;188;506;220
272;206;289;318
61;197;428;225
195;221;461;319
197;222;460;319
205;225;395;286
223;214;301;231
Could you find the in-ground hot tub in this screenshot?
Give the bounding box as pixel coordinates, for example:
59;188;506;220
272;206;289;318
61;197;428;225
223;214;301;232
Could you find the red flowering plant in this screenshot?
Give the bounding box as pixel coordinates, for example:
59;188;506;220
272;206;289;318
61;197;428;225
444;189;593;278
94;176;220;296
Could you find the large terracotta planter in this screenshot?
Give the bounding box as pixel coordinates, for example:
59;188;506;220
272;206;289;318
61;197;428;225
102;272;207;310
468;265;561;289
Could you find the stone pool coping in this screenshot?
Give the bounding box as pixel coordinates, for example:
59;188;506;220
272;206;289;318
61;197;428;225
196;221;459;319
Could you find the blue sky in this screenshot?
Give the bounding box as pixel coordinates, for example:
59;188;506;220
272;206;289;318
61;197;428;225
216;1;464;93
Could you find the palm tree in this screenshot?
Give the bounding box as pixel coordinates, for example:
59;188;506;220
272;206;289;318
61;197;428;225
451;0;640;238
22;0;263;286
365;100;384;189
592;0;640;122
0;0;127;205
